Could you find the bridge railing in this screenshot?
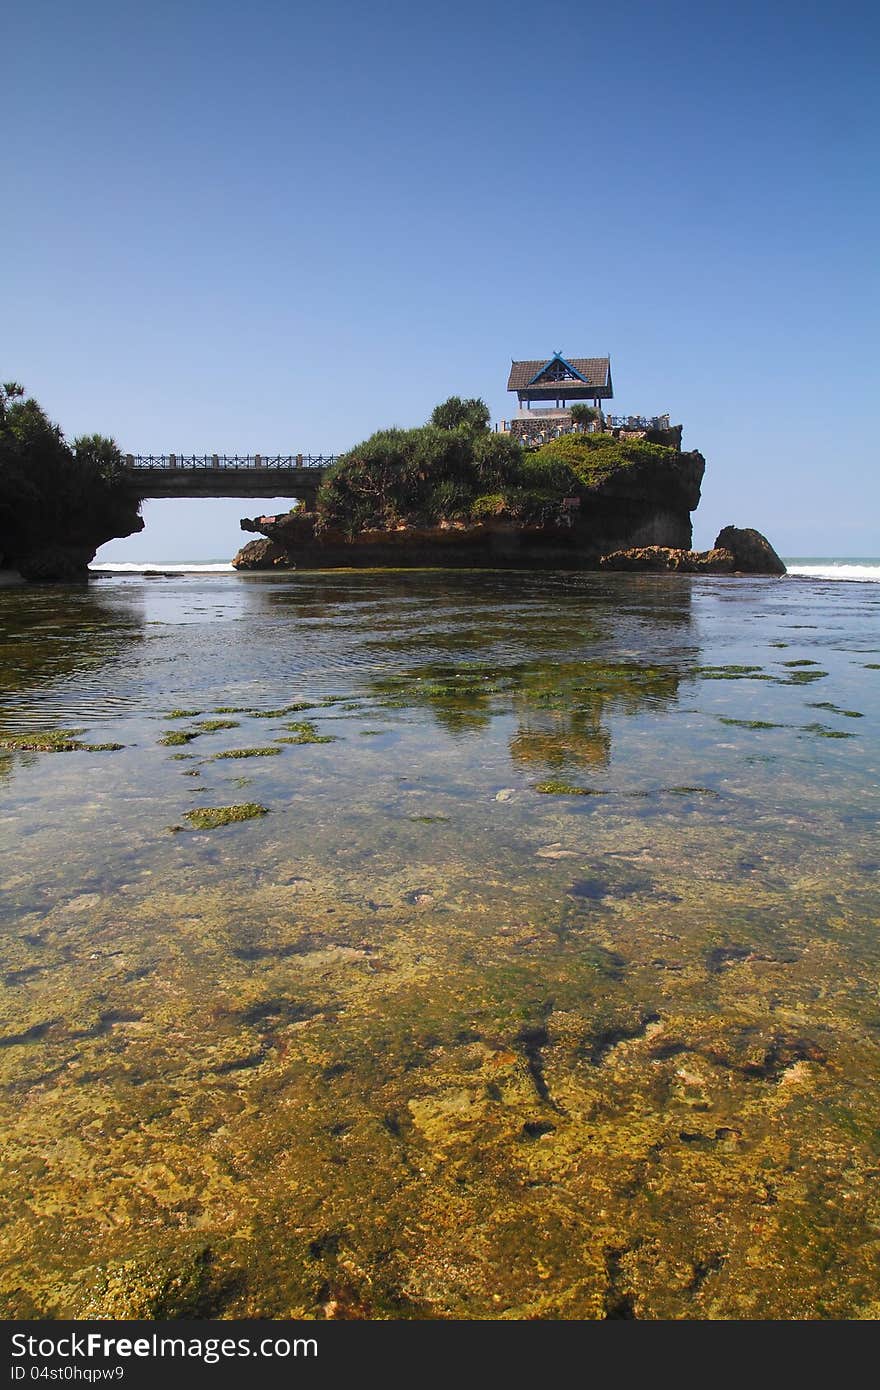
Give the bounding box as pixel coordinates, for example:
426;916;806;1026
124;454;337;470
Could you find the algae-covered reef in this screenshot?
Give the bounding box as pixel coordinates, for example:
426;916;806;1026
234;400;706;570
0;383;143;582
1;568;879;1319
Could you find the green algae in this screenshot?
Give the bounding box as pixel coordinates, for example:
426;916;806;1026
194;719;240;732
665;785;719;796
159;730;200;746
251;705;317;718
719;718;786;730
75;1244;220;1319
165;708;202;719
800;723;855;739
534;779;603;796
784;670;829;684
695;665;775;681
210;747;281;759
276;720;338;745
182;803;269;828
808;702;863;718
0;729;123;753
213;706;249;714
781;659;819;667
276;734;336;745
3;569;880;1321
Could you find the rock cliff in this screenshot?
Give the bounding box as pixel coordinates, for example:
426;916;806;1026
234;444;707;571
1;502;145;583
0;387;145;582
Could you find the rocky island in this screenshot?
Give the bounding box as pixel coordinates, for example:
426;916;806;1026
234;394;784;575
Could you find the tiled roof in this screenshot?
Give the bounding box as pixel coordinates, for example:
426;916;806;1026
507;357;611;391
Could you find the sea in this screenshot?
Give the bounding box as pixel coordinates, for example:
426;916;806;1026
0;560;878;1319
88;557;880;582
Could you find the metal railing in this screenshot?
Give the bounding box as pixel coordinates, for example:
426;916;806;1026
124;454;337;470
605;415;670;430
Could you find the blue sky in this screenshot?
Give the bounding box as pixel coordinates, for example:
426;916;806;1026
5;0;878;558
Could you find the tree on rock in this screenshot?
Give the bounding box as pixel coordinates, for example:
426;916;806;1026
569;404;599;432
429;397;491;435
0;384;143;581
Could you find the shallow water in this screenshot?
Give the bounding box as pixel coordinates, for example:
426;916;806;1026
1;569;878;1319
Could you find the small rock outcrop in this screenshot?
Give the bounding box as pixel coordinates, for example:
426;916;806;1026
233;537;291;571
600;527;786;576
713;526;786;575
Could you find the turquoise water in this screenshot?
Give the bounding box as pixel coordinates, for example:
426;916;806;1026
0;569;878;1318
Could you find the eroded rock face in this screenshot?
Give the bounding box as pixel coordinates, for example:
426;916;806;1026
599;546;736;574
233;537;292;571
232;448;708;571
5;509;145;584
18;545;112;584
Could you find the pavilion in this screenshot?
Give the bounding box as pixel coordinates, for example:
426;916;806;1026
504;353;613;444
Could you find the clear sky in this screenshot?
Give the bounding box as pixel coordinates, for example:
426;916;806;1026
5;0;878;559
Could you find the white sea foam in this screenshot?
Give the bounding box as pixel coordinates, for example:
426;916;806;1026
89;561;235;573
88;558;880;581
785;562;880;583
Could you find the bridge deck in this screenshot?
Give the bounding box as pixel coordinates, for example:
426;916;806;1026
121;455;334;499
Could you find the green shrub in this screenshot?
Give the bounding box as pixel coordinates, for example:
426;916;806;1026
314;407;679;535
516;450;577;494
569;404;599;429
428;478;471;520
470;493;508;520
429;396;490;433
531;432;674;488
316;418;524;531
471;432;523;489
503;486;566;523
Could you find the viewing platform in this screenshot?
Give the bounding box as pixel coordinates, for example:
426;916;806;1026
498;409;675;447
